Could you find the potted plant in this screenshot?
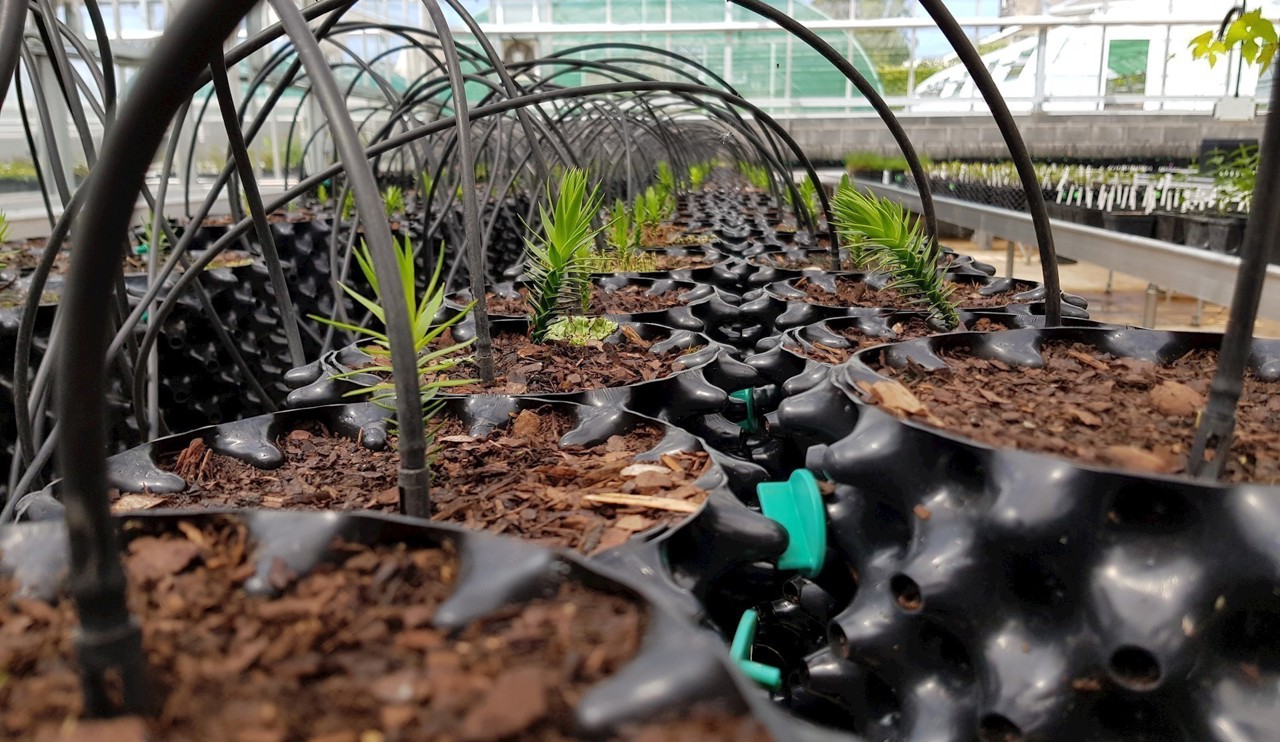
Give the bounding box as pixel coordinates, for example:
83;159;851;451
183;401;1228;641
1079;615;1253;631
740;186;1080;333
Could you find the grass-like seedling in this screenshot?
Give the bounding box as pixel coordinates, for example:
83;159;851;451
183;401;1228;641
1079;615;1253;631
0;212;9;244
786;178;821;222
312;236;476;414
316;182;329;205
525;168;605;342
656;161;676;199
832;178;959;329
341;189;356;221
383;185;405;218
136;211;168;255
688;161;713;189
738;161;771;191
598;198;656;272
632;186;673;232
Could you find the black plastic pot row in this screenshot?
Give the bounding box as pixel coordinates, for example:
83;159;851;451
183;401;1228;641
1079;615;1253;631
731;325;1280;741
0;507;845;741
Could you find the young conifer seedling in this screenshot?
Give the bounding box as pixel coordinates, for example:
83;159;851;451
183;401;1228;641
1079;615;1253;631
599;198;656;272
833;181;959;329
524;168;615;343
383;185;405;218
688;161;711;189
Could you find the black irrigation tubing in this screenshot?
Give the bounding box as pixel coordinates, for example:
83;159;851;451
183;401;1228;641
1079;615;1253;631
549;42;740;96
19;7;364;484
132;78;805;370
18;44;72;205
0;0;25;111
208;49;305;368
34;6;110;125
917;0;1062;326
1188;70;1280;480
188;79;835;287
78;0;116;118
726;0;936;258
13;72;56;229
30;0;101;171
423;0;493;387
58;0;261;715
270;0;431;518
442;0;551;184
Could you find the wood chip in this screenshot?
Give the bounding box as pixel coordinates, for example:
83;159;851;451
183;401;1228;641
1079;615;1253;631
111;493;167;513
859;379;928;417
659;454;685;472
1065;348;1110;371
583;493;700;513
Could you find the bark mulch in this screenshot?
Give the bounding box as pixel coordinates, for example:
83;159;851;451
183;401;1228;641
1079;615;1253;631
116;408;710;554
789;274;1020;311
641;225;713;247
485;284;690;317
441;328;697;395
0;517;656;741
867;341;1280;483
793;317;1003;365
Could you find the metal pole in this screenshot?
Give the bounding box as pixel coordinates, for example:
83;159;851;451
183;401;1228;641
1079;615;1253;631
1033;27;1048;113
1143;283;1159;327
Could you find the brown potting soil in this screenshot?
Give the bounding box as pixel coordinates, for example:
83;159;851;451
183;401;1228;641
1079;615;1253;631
0;517;654;741
793;317;1004;364
790;274;1020;310
870;341;1280;483
440;329;695;395
485;284;690;317
755;253;859;272
117;408;709;554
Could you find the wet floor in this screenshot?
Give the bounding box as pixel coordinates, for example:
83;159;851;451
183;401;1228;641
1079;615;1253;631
948;239;1280;338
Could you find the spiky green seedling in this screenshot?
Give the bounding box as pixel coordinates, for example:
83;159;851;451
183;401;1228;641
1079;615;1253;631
525;167;605;342
383;185;405;218
833;181;959;329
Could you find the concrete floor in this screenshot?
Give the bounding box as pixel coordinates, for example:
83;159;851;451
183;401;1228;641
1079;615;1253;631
948;238;1280;339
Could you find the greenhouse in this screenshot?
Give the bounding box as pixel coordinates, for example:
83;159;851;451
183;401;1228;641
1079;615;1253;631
1;1;1280;741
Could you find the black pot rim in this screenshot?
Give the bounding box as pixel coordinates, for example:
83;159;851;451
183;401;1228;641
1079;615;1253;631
834;325;1280;488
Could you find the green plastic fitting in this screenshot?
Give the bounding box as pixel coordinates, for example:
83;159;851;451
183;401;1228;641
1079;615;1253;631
757;469;827;577
730;609;782;690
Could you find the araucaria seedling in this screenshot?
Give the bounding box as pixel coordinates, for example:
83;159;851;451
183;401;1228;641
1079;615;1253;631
383;185;405;218
833;181;959;329
598;198;656;272
312;236;476;417
524;168;617;343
